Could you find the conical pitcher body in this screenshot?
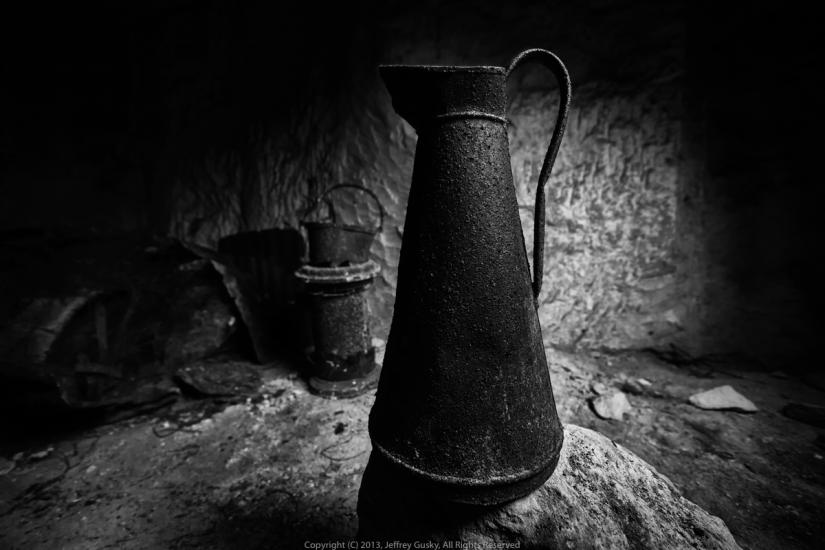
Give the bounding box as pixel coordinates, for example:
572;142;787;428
368;50;571;505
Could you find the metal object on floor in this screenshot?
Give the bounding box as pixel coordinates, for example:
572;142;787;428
296;259;381;398
301;184;384;267
297;182;384;397
297;183;383;396
363;49;572;505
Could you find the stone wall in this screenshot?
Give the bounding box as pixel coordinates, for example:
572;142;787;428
680;2;818;367
512;83;688;350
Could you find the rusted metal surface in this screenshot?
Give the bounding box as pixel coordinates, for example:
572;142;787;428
294;260;380;285
365;49;571;505
298;261;381;398
508;49;571;301
308;282;372;371
301;184;384;267
298;183;384;395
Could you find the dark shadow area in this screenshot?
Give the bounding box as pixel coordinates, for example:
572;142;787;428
218;228;309;362
685;0;820;370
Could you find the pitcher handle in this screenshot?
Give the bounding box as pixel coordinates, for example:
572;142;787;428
506;49;571;302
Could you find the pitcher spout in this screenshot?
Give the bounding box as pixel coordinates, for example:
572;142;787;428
379;65;507;131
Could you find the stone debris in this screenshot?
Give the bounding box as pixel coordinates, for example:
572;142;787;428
359;425;741;549
546;347;599;378
372;337;387;366
0;456;14;476
174;361;262;397
688;385;757;413
591;381;610;395
592;391;633;420
622;378;647;395
3;349;823;549
29;447;54;461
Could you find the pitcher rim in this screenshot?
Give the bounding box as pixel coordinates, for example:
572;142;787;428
379;64;505;74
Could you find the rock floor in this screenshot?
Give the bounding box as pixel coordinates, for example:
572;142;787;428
1;349;823;550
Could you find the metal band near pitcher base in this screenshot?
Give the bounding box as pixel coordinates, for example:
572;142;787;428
434;110;509;125
368;439;562;504
370;438;561;486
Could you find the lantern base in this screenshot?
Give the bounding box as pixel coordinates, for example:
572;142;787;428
308;364;380;398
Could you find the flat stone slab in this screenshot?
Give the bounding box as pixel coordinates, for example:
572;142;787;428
591;391;632;420
688;385;758;413
359;425;741;549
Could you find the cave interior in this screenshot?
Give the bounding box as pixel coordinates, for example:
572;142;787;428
0;1;822;549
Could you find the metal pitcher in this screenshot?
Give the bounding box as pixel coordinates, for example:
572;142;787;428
365;49;572;505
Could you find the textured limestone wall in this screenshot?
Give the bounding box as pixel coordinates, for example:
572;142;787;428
511;83;687;350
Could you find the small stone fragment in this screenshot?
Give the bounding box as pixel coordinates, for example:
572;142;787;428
592;392;633;420
688;385;757;413
622;378;648;395
373;338;387;366
0;457;14;475
591;381;610;395
30;447;54;460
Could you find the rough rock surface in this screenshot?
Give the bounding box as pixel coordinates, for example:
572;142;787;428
359;425;740;549
622;377;652;395
4;351;825;549
688;385;758;413
591;381;610;395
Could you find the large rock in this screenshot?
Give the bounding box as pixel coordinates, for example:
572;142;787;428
358;425;740;549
